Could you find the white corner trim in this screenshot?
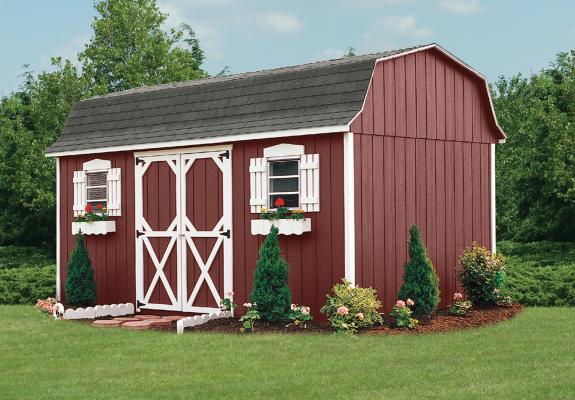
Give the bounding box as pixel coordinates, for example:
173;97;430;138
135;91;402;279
55;157;61;301
263;143;305;158
347;43;506;141
46;125;349;157
83;158;112;171
343;132;356;284
490;144;496;253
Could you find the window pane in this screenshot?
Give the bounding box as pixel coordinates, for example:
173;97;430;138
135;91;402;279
87;187;107;201
270;194;299;208
87;172;107;186
270;177;298;193
269;160;298;176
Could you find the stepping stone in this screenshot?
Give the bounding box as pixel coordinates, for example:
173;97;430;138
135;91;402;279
122;321;152;330
113;317;140;322
161;315;183;321
92;320;123;328
147;319;172;328
134;315;160;320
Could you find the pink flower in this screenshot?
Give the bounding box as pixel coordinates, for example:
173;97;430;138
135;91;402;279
291;304;298;311
356;312;364;320
396;300;406;308
301;307;310;315
337;306;349;316
453;292;464;301
406;298;414;306
243;302;252;308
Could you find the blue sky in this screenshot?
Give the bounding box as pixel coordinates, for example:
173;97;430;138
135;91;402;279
0;0;573;95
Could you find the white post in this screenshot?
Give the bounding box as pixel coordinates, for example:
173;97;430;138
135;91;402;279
490;144;496;253
343;132;356;284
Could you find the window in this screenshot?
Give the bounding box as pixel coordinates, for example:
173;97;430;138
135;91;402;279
86;171;108;211
268;159;299;208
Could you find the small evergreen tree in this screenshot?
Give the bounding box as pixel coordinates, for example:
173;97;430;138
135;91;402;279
65;234;96;306
250;225;291;322
398;225;440;318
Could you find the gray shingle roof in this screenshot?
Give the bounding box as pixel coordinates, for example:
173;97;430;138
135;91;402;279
46;45;425;155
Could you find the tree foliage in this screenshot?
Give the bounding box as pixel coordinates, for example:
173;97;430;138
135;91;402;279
0;0;207;248
65;235;96;306
250;226;292;322
493;50;575;241
398;225;440;318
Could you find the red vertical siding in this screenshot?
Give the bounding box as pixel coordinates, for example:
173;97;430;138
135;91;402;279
351;48;500;311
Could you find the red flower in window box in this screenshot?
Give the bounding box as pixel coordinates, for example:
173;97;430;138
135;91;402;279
96;203;104;209
85;204;93;213
274;197;285;208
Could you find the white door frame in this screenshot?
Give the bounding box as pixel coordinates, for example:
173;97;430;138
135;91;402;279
135;146;233;313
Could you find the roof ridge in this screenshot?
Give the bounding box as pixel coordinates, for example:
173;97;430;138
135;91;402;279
85;44;430;101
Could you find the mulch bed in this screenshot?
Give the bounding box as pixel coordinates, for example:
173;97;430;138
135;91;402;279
186;304;523;335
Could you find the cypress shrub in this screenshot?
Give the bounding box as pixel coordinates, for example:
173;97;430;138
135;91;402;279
65;235;96;307
250;225;291;322
398;225;440;318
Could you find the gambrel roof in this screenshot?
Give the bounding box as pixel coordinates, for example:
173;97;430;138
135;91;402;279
46;43;504;156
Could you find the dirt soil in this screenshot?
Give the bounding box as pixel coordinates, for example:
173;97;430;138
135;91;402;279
186;304;523;335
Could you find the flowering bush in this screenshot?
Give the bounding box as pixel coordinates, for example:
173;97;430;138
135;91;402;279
74;203;108;223
496;293;513;307
259;197;305;221
320;279;383;334
286;303;313;328
35;298;57;315
239;303;260;333
457;243;506;304
449;293;473;316
219;291;237;312
388;299;418;329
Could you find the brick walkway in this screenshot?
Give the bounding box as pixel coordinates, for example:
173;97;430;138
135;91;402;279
92;314;182;330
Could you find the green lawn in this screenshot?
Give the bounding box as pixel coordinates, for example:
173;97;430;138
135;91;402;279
0;306;573;399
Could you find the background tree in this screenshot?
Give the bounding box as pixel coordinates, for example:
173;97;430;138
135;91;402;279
0;0;207;248
398;225;440;318
493;50;575;241
250;226;292;322
65;235;96;306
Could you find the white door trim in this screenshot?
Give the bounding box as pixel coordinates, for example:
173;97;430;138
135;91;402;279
135;147;232;313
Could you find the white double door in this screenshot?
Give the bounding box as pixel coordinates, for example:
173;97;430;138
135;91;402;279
135;148;232;313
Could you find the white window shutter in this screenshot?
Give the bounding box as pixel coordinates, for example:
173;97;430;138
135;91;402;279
73;171;86;216
300;154;320;212
107;168;122;216
249;157;267;213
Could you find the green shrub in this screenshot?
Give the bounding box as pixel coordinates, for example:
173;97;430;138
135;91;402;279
457;243;506;305
498;241;575;306
321;279;383;334
249;225;291;322
398;225;440;318
65;235;96;307
0;265;55;304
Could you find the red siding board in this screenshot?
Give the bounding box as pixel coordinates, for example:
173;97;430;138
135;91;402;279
384;61;396;136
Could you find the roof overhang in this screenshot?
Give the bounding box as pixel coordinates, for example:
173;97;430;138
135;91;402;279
45;124;349;157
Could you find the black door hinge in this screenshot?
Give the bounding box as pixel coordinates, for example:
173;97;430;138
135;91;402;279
136;230;145;238
137;300;146;308
135;157;144;165
220;229;230;238
219;150;230;159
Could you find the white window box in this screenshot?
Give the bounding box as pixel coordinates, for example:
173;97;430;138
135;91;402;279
251;218;311;236
72;221;116;235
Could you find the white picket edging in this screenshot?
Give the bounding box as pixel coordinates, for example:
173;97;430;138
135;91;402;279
63;303;134;320
176;311;232;334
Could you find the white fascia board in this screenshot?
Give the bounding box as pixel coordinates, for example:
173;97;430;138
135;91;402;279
347;43;507;141
45;125;349;157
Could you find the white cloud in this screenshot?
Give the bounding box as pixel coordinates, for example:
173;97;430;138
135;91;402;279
261;13;302;33
439;0;482;15
380;15;433;39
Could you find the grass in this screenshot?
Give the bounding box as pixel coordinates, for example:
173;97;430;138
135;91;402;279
0;306;573;399
499;241;575;306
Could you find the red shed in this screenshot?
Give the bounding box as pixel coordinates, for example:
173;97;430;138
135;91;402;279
46;44;505;316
